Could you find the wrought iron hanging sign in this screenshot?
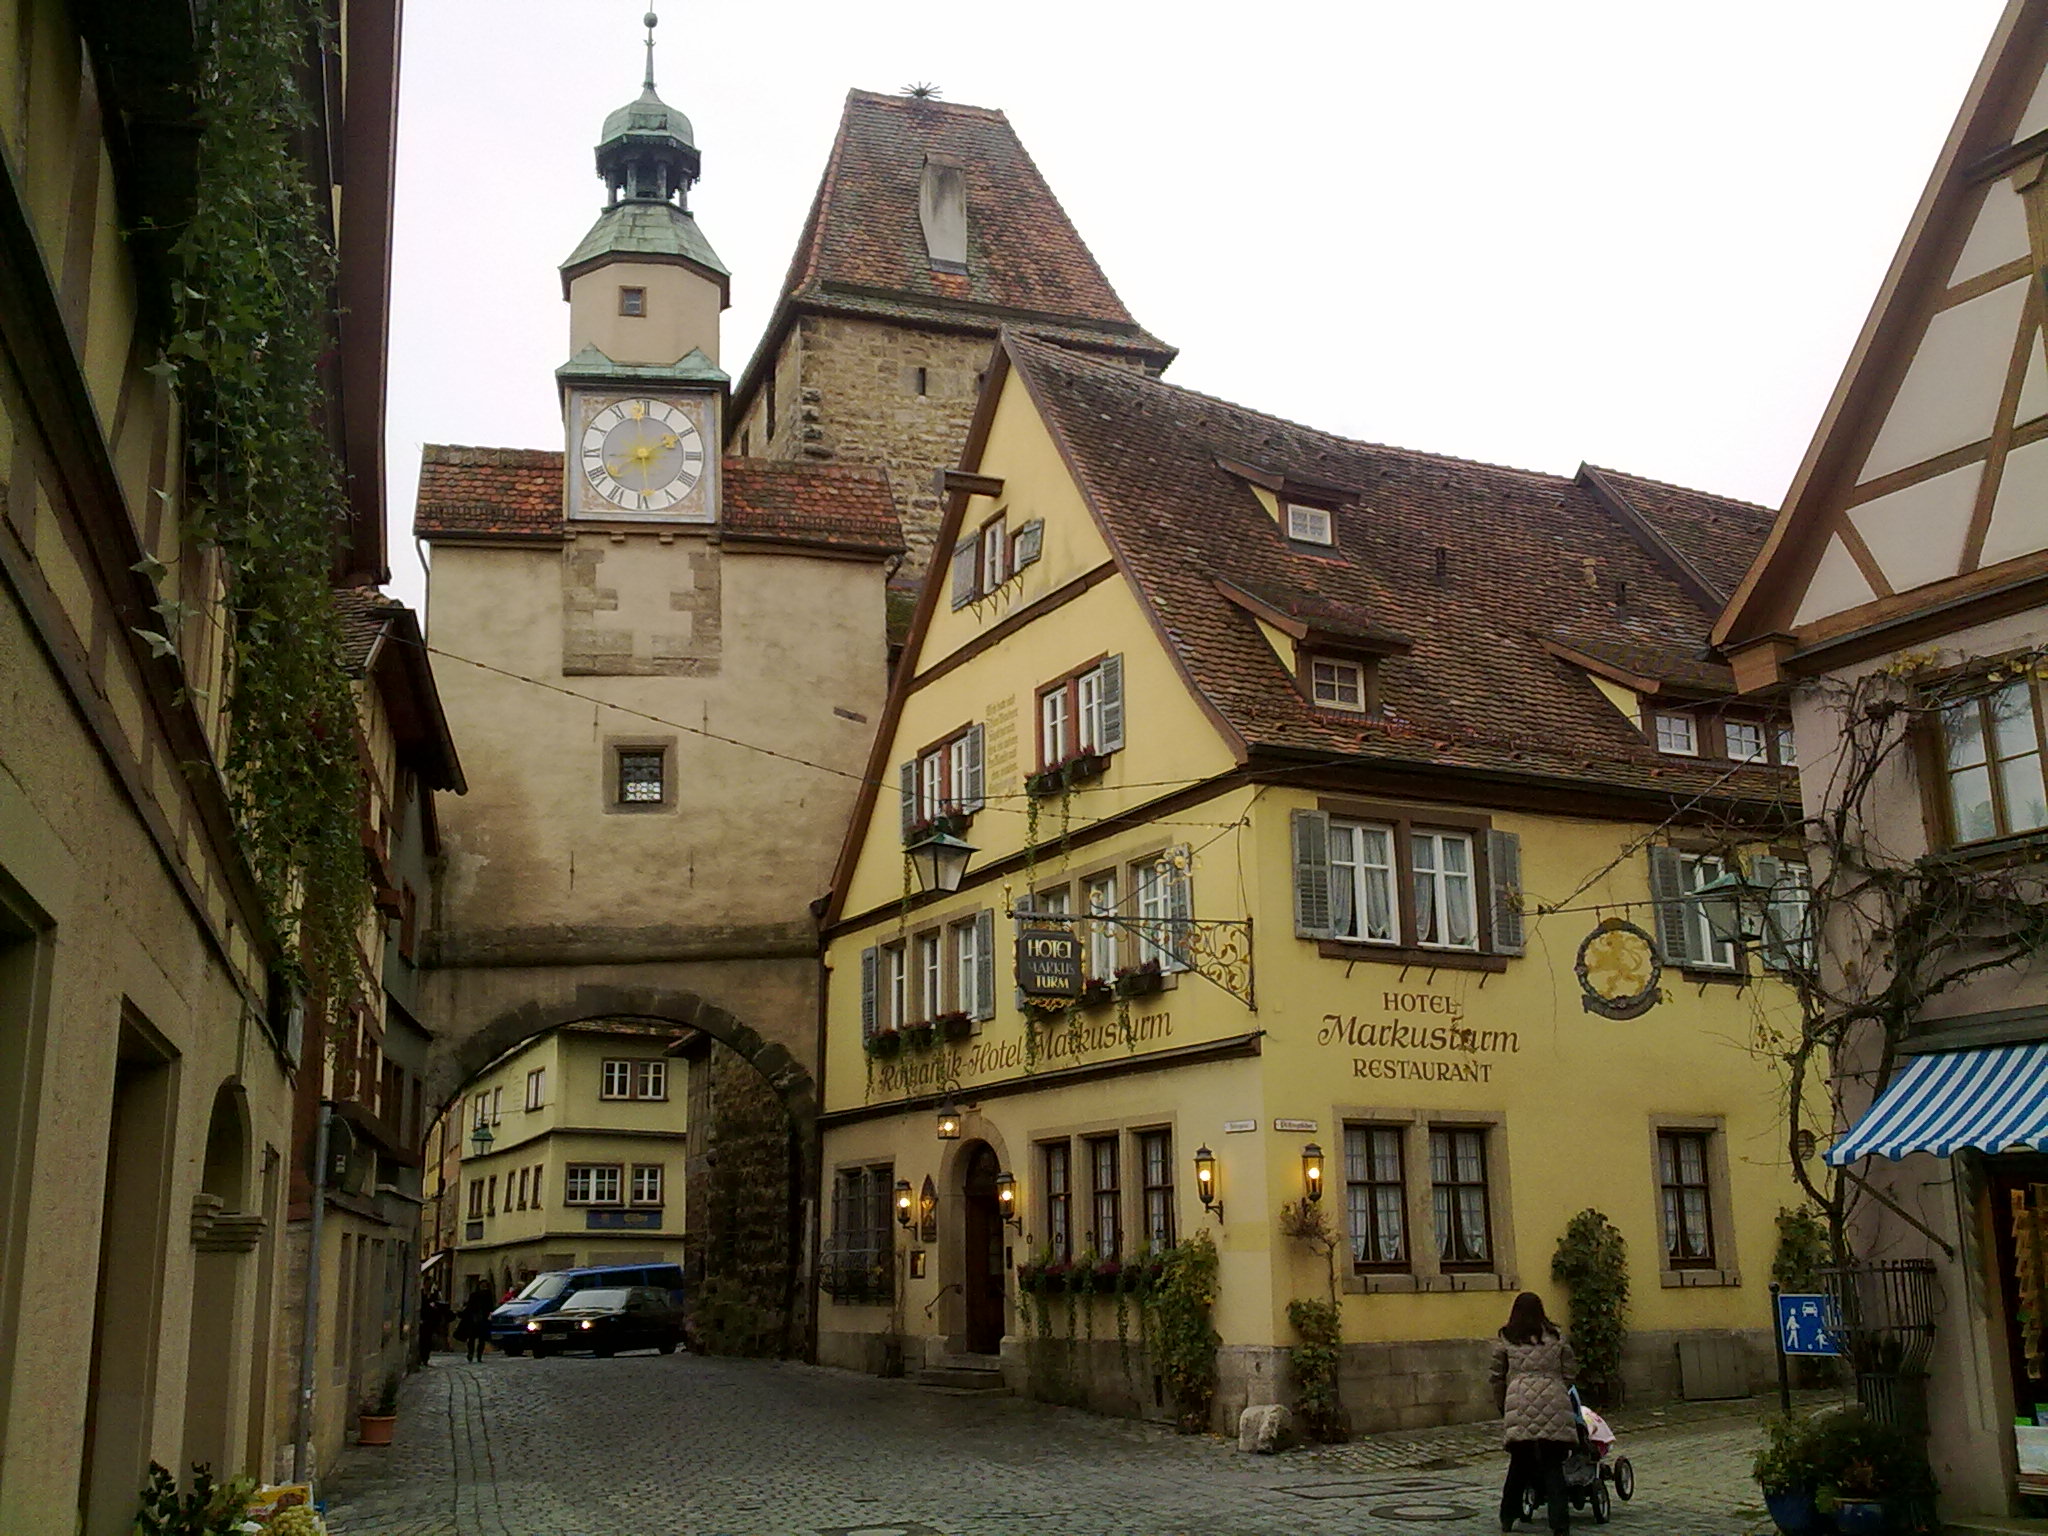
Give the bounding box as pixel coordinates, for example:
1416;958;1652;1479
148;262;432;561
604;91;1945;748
1575;918;1664;1019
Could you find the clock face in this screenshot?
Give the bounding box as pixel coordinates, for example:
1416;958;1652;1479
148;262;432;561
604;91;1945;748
578;396;707;513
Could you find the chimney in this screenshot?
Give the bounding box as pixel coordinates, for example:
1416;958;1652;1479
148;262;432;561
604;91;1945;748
920;153;968;273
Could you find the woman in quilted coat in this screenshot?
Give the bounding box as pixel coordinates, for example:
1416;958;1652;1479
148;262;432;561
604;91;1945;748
1489;1291;1577;1533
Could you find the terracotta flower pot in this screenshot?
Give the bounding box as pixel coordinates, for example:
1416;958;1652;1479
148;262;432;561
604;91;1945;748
358;1413;396;1447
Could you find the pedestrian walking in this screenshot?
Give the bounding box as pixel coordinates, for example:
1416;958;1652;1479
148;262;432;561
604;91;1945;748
420;1292;452;1364
458;1280;494;1364
1489;1291;1577;1533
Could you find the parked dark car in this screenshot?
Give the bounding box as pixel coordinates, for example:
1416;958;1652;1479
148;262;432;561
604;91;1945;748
492;1262;686;1353
526;1286;683;1358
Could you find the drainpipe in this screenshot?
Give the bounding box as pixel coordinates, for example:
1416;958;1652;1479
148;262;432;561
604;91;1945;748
293;1102;332;1483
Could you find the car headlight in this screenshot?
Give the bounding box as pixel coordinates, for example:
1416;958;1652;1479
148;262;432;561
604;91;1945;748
579;1319;593;1329
526;1321;539;1331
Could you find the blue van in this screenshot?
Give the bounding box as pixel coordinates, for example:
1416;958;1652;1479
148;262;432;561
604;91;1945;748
491;1262;686;1353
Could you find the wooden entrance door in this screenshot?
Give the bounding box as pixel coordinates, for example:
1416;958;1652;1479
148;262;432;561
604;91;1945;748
962;1143;1005;1354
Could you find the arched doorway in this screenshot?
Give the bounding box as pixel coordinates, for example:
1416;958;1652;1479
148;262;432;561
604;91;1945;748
183;1081;252;1475
960;1142;1004;1356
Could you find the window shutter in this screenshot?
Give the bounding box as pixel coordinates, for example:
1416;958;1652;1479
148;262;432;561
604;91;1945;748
1014;518;1044;568
1291;809;1333;938
1488;829;1525;955
860;946;878;1039
899;762;917;842
962;724;986;812
1647;846;1699;966
1167;845;1194;969
975;910;996;1019
1750;855;1786;970
1096;654;1125;753
950;536;979;609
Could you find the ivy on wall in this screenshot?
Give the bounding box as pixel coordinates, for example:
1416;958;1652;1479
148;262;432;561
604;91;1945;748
1552;1208;1630;1407
153;0;368;1031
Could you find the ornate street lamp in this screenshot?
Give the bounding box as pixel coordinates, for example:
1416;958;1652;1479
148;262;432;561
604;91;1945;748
994;1170;1021;1231
1301;1143;1325;1204
894;1178;914;1227
1687;866;1777;948
905;831;977;894
469;1122;495;1158
935;1099;963;1141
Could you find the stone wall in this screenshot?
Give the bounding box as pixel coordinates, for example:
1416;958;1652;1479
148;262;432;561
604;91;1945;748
687;1040;800;1356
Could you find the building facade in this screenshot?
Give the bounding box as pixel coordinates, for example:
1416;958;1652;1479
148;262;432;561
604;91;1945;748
411;31;902;1356
0;0;403;1527
1717;0;2048;1516
451;1021;690;1302
727;90;1174;590
818;330;1808;1430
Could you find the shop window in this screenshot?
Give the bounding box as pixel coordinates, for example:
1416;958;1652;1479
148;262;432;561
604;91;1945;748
827;1164;893;1304
1429;1127;1491;1269
1345;1124;1407;1270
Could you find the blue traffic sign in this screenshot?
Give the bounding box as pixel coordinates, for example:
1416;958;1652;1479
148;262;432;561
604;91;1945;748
1776;1292;1843;1357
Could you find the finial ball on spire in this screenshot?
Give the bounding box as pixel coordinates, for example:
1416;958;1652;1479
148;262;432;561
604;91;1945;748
644;11;658;28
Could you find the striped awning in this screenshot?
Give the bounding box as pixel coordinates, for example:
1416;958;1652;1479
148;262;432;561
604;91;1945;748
1827;1044;2048;1165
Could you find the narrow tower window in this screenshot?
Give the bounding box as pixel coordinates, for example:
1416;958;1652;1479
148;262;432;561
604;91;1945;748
619;286;647;317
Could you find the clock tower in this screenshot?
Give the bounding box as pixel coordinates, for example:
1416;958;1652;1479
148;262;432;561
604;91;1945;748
558;11;728;523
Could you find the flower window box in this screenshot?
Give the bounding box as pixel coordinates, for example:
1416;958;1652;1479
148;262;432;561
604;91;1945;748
1113;960;1164;999
864;1028;903;1060
934;1010;974;1042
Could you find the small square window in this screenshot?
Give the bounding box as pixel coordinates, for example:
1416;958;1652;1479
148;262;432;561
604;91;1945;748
1724;721;1767;763
1286;503;1335;545
1310;657;1366;710
619;286;647;317
618;750;665;805
1653;713;1698;756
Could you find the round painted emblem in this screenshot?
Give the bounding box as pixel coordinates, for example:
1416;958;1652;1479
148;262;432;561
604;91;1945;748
1575;918;1664;1019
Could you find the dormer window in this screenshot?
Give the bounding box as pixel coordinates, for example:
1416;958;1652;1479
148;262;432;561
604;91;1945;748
1310;657;1368;711
979;513;1008;592
619;286;647;317
1286;503;1335;546
1724;721;1768;763
1652;712;1698;757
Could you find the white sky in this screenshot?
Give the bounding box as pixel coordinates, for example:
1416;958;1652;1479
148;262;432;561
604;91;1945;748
382;0;2011;612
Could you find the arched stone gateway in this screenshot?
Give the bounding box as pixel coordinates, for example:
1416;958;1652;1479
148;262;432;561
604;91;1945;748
426;980;819;1357
429;980;818;1163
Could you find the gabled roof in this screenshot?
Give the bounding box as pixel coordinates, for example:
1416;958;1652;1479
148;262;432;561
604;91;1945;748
412;445;903;557
731;90;1174;423
333;587;466;793
987;331;1786;802
1716;0;2048;679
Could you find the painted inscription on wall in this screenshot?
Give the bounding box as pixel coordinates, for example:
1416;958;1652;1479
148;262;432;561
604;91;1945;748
1321;990;1519;1084
874;1011;1174;1095
983;695;1018;790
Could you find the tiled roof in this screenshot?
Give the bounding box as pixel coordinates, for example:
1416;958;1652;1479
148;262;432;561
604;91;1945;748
1585;466;1777;606
740;90;1173;403
1000;333;1791;804
413;445;901;556
335;586;405;676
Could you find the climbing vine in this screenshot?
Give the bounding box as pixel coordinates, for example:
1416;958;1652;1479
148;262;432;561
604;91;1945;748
1145;1228;1220;1432
1278;1199;1348;1441
1552;1208;1630;1406
153;0;368;1037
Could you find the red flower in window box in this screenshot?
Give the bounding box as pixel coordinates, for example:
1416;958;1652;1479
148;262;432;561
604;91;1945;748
1112;959;1164;998
1025;751;1112;799
1078;977;1114;1008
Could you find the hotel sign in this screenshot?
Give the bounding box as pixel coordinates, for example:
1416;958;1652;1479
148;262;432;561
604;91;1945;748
1016;926;1081;997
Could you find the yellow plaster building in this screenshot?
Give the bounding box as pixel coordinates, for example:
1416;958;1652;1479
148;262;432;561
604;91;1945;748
818;330;1810;1430
452;1022;689;1303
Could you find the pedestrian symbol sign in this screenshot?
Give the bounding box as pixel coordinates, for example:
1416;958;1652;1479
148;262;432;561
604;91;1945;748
1776;1292;1842;1357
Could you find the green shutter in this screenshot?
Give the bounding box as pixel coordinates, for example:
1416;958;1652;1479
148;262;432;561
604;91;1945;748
1096;654;1125;752
1292;809;1333;939
860;947;879;1039
975;910;996;1019
899;762;917;842
1488;829;1525;955
962;724;986;812
950;537;979;609
1647;846;1699;966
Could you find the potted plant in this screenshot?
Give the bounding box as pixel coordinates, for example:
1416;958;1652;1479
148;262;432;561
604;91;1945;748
864;1027;902;1060
358;1371;400;1446
1113;959;1164;999
934;1009;974;1042
1759;1407;1937;1536
902;1020;936;1053
1077;976;1113;1008
1754;1413;1824;1534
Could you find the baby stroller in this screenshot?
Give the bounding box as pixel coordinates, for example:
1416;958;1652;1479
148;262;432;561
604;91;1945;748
1520;1389;1635;1524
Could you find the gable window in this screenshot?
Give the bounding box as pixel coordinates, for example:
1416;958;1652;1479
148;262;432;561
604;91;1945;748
1648;847;1738;972
1657;1131;1714;1267
565;1164;623;1206
1089;1135;1122;1258
618;286;646;317
1285;502;1335;546
980;513;1008;593
1724;720;1768;763
1310;657;1367;711
1037;655;1125;768
1010;518;1044;571
1345;1124;1407;1270
1294;806;1522;962
1429;1127;1491;1268
1652;712;1698;757
898;725;986;840
1043;1141;1072;1261
1940;677;2048;844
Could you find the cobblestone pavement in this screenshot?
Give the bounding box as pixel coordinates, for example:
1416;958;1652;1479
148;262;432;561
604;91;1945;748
322;1350;1812;1536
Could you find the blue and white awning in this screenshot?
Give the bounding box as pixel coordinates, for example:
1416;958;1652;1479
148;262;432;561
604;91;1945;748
1827;1044;2048;1165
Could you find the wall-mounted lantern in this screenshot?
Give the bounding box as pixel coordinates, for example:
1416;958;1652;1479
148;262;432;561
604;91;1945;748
1301;1143;1324;1204
994;1170;1022;1231
935;1099;963;1140
1686;865;1776;948
894;1178;914;1227
469;1122;495;1158
1194;1145;1221;1223
918;1175;939;1243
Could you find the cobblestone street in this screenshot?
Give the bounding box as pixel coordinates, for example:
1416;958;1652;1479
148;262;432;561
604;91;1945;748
322;1351;1796;1536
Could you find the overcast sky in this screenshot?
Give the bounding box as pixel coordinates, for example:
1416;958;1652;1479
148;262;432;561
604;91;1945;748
383;0;2011;613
